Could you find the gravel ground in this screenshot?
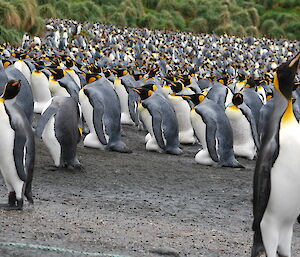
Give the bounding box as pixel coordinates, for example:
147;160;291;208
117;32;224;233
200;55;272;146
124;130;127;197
0;120;300;257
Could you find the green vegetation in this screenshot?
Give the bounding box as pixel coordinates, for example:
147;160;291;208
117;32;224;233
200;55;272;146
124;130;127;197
0;0;299;44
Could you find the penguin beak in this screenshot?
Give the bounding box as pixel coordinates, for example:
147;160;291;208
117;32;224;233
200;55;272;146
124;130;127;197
289;52;300;69
12;80;21;87
132;88;141;94
181;95;191;99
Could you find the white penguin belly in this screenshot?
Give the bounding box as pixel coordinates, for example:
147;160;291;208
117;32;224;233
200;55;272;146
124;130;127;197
31;71;51;113
190;109;217;165
0;104;24;197
42;116;61;167
114;79;134;125
169;96;195;144
264;123;300;222
138;103;162;152
79;90;108;149
225;107;256;159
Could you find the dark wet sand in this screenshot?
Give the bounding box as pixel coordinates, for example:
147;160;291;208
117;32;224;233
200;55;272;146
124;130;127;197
0;118;300;257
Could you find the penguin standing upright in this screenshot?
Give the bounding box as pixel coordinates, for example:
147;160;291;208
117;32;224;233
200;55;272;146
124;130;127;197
252;53;300;257
134;86;183;155
112;68;134;125
185;94;243;168
36;96;82;170
31;62;51;113
0;80;35;210
225;92;259;159
79;77;132;153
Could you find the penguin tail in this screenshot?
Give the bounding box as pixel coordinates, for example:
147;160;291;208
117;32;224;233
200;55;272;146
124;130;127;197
251;230;265;257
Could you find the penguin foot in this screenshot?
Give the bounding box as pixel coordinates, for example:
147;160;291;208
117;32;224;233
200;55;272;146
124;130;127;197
165;147;183;155
0;199;23;211
251;231;265;257
218;160;245;169
107;142;132;153
45;165;59;171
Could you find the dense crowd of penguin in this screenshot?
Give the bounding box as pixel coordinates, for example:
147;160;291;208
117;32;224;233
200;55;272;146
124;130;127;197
0;18;299;257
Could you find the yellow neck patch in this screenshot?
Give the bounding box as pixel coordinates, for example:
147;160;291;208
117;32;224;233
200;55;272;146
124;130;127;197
281;100;296;126
229;105;240;111
0;98;4;103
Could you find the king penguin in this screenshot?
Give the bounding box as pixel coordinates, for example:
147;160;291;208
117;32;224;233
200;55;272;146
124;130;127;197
225;92;260;160
36;96;82;170
251;52;300;257
112;68;134;125
186;94;243;168
79;77;132;153
134;86;183;155
31;62;52;114
0;80;35;210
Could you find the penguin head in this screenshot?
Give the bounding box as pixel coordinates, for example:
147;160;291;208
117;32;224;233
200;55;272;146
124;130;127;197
148;67;159;78
86;73;102;84
1;80;21;100
133;86;154;101
132;73;144;81
168;81;184;94
232;93;244;106
274;52;300;100
181;93;205;106
2;60;12;69
48;68;65;80
112;68;127;78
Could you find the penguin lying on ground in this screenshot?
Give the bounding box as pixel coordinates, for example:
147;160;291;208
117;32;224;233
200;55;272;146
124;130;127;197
251;52;300;257
0;80;35;210
36;96;83;170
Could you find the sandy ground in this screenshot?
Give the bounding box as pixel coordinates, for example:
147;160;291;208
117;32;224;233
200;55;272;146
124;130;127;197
0;117;300;257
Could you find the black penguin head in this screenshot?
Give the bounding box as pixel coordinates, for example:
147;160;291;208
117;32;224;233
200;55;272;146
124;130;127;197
148;67;159;78
232;93;244;106
181;94;205;106
1;80;21;100
65;58;74;68
132;73;144;81
2;60;12;69
178;74;192;86
168;81;184;94
86;73;102;84
49;68;65;80
274;52;300;100
133;87;153;101
112;68;127;78
33;61;46;71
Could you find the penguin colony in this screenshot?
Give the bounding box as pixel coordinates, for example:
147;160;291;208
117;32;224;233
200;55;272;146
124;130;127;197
0;18;300;256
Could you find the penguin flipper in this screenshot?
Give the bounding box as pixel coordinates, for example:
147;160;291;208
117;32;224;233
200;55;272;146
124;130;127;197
4;102;34;183
195;108;219;162
35;106;58;138
240;104;260;149
128;90;140;126
205;120;219;163
151;110;166;150
92;100;107;145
